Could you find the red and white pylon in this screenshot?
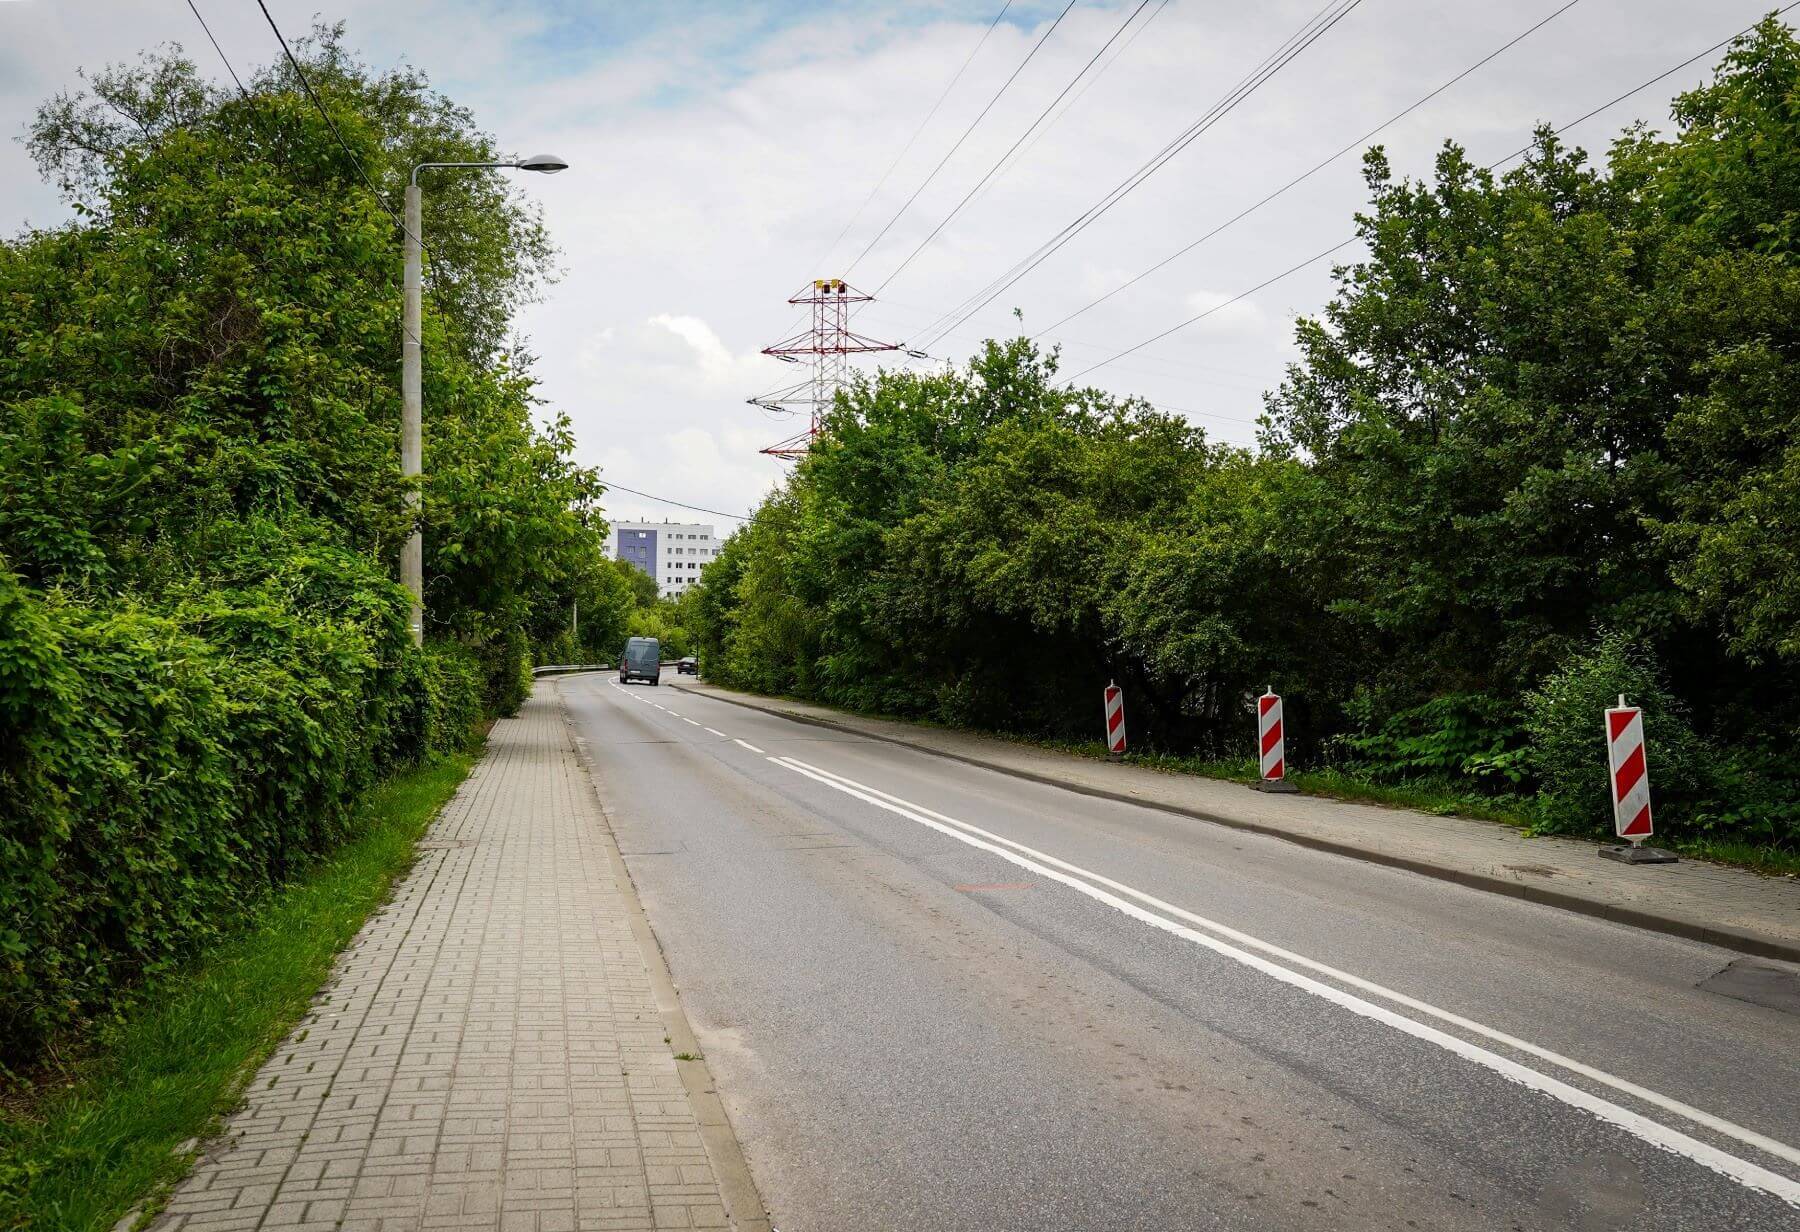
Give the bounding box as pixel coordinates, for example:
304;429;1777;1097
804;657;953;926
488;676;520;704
1605;694;1653;842
1255;688;1298;793
1103;682;1126;755
1598;694;1676;864
1258;688;1285;780
749;279;900;460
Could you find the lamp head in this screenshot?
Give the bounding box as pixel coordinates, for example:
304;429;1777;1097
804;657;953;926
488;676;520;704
517;153;569;174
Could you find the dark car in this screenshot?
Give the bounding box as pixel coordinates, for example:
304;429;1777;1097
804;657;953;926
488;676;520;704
677;657;698;675
619;636;661;685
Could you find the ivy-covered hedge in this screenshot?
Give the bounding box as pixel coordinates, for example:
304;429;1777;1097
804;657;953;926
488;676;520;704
0;560;484;1066
0;31;612;1075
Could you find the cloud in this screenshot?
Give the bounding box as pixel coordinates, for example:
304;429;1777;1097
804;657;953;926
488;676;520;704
1178;288;1269;340
579;313;777;394
2;0;1763;494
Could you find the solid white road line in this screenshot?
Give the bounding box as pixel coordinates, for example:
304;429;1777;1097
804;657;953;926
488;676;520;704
769;754;1800;1207
735;740;765;754
705;728;729;739
783;760;1800;1174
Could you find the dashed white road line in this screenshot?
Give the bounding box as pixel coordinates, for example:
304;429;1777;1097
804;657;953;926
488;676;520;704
681;717;702;727
734;739;765;754
705;727;729;738
767;753;1800;1208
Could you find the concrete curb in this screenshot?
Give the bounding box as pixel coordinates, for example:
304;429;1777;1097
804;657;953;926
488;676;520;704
560;693;774;1232
670;681;1800;965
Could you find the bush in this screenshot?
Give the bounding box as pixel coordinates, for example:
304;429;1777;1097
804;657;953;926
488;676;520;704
1339;692;1527;786
479;624;531;718
0;558;485;1068
1522;632;1712;837
421;643;487;754
1689;746;1800;850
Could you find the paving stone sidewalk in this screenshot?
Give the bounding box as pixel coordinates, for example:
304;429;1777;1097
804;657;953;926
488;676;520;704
154;685;735;1232
670;679;1800;963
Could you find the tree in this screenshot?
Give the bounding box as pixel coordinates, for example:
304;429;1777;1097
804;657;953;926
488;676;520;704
4;34;599;667
686;18;1800;852
1632;17;1800;663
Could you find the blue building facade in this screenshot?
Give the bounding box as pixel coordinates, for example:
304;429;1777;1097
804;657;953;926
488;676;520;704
617;527;656;577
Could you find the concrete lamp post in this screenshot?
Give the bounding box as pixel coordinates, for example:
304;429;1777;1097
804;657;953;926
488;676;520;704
401;154;568;646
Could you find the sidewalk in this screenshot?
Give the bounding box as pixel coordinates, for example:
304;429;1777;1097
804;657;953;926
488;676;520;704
153;684;761;1232
670;679;1800;963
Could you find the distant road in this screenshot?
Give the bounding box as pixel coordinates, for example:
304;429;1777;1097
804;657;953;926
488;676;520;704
562;675;1800;1232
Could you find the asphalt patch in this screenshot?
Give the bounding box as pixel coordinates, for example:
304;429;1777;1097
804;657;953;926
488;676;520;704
1697;957;1800;1015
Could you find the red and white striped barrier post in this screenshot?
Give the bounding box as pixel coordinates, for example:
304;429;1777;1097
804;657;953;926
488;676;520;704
1103;682;1126;757
1599;694;1677;864
1255;687;1298;793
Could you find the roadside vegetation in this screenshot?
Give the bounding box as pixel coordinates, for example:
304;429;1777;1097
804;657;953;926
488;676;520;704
0;18;618;1115
0;752;473;1231
692;19;1800;862
536;555;703;665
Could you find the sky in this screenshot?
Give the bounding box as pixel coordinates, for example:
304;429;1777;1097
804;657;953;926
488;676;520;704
0;0;1784;528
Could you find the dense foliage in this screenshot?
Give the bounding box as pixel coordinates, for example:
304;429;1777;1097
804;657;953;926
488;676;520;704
694;19;1800;853
0;30;612;1065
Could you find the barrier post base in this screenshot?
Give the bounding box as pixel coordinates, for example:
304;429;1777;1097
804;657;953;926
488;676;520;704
1255;778;1300;794
1599;843;1679;865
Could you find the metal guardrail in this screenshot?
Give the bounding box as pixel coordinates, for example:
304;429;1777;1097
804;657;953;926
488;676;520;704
533;661;692;677
531;663;611;677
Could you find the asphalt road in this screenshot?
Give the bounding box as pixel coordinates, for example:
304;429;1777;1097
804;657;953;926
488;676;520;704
560;673;1800;1232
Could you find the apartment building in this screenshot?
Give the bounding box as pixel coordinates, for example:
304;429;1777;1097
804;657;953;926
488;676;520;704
606;520;718;598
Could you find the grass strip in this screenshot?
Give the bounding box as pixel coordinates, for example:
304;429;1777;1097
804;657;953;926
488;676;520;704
700;681;1800;878
0;751;476;1232
1046;739;1800;876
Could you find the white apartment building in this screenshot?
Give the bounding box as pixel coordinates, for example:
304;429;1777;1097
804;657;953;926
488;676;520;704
606;520;718;598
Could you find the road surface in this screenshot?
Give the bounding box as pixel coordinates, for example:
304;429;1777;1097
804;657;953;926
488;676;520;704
560;674;1800;1231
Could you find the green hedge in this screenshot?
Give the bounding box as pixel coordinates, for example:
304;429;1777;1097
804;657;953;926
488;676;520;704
479;623;531;719
0;560;485;1067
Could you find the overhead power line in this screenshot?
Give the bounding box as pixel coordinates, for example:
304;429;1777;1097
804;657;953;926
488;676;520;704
252;0;421;250
1063;1;1800;386
1488;0;1800;169
844;0;1080;278
190;0;437;343
185;0;248;97
911;0;1358;344
914;0;1361;346
814;1;1016;275
1061;237;1358;384
1034;0;1587;340
963;0;1174;216
913;0;1364;351
860;299;1265;384
873;0;1157;294
878;332;1264;424
602;481;750;523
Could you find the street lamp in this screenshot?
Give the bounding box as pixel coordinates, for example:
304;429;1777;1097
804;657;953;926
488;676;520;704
401;154;568;646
